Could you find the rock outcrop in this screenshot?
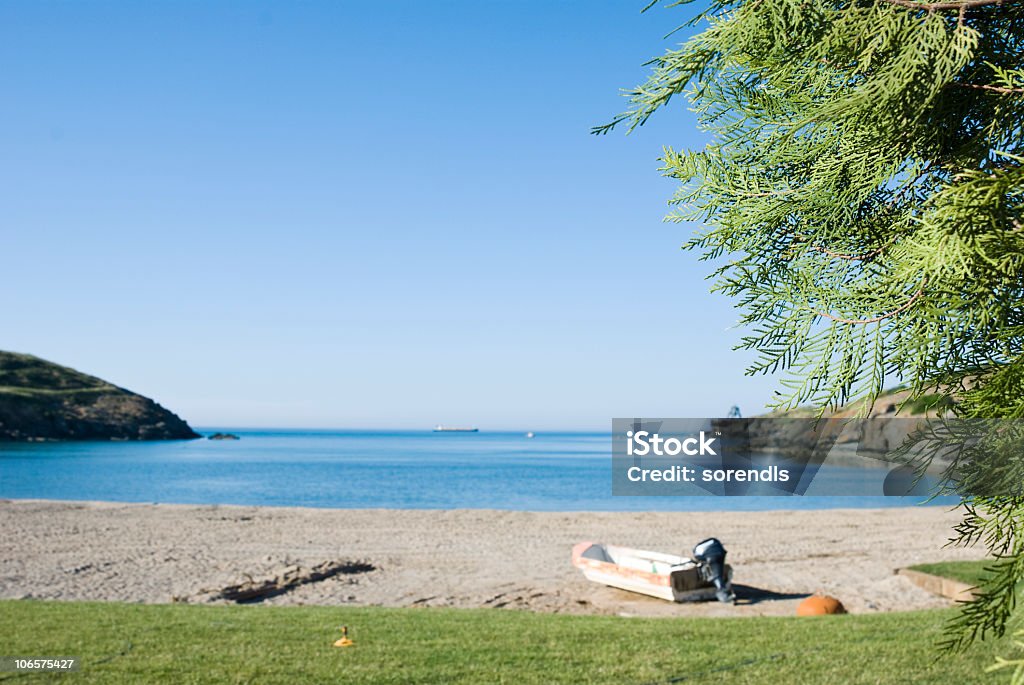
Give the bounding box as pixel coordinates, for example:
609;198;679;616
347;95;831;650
733;387;958;462
0;351;200;441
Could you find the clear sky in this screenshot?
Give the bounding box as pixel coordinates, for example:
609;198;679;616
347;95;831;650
1;1;777;430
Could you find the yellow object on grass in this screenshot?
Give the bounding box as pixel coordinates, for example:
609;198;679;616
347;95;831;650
334;625;354;647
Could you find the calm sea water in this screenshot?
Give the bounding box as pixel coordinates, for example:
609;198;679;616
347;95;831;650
0;430;958;511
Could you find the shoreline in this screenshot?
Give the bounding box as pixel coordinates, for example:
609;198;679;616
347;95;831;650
0;495;961;512
0;494;960;514
0;498;983;618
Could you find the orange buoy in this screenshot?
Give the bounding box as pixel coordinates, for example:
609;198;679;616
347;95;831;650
796;595;846;616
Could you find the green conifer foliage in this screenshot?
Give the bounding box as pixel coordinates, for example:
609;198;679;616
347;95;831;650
601;0;1024;655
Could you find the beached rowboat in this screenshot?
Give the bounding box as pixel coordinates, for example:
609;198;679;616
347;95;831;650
571;541;733;602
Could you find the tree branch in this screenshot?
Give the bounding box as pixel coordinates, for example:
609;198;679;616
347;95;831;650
954;83;1024;94
811;244;887;261
876;0;1013;10
789;232;890;261
810;285;926;325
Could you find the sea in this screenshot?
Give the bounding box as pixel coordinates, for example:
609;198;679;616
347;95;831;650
0;430;959;511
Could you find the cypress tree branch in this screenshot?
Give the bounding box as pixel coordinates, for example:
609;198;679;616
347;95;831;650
878;0;1016;10
953;83;1024;94
809;285;926;325
810;244;888;261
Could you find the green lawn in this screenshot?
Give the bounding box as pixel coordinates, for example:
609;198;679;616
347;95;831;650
908;560;993;587
0;600;1010;684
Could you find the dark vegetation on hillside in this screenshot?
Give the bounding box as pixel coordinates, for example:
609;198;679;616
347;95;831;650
0;351;199;441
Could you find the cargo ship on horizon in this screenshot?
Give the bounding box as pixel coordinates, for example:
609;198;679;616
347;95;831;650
433;425;479;433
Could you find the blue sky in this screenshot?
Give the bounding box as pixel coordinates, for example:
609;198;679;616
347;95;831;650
1;1;777;429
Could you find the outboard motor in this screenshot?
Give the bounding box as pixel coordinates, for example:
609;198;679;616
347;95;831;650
692;537;735;604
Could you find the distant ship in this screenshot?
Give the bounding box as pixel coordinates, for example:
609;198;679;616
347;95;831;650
433;425;479;433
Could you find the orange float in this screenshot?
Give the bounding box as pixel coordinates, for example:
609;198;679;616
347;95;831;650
797;595;847;616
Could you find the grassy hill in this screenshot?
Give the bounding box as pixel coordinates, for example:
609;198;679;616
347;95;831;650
0;351;199;441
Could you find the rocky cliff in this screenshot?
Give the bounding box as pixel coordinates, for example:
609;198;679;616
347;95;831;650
738;388;955;459
0;351;200;441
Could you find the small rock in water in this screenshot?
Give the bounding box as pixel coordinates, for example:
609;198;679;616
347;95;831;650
208;432;240;440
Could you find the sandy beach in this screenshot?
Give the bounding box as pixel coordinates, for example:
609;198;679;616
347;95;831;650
0;500;985;617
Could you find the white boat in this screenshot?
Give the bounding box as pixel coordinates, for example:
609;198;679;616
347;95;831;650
572;541;733;603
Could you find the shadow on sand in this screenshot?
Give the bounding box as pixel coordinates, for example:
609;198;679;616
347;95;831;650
731;583;809;605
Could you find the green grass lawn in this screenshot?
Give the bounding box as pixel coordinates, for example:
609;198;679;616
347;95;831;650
908;560;993;587
0;600;1011;684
